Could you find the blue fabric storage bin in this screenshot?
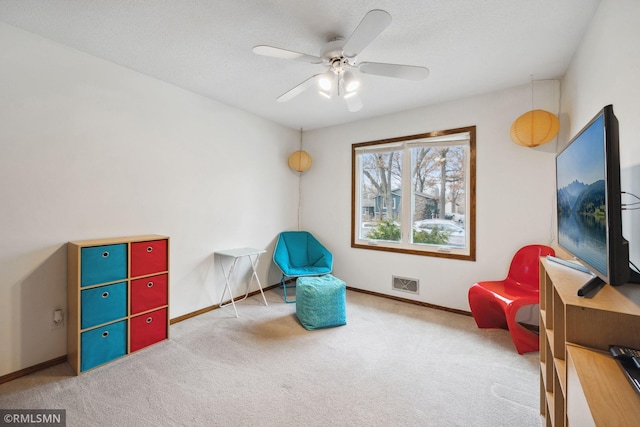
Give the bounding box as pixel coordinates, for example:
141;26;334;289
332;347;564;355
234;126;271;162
81;320;127;372
81;281;127;330
296;274;346;330
81;244;127;287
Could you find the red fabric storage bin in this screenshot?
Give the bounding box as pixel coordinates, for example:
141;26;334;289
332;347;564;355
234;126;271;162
131;274;168;315
130;308;167;352
131;239;168;278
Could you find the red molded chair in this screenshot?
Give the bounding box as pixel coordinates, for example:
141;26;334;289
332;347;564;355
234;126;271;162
468;244;555;354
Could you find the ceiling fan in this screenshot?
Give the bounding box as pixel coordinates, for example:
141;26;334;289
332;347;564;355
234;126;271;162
253;9;430;112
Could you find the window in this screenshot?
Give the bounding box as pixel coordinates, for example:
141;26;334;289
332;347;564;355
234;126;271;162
352;126;476;260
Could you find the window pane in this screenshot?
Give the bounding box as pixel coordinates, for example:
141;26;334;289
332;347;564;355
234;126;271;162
359;150;402;242
411;145;467;247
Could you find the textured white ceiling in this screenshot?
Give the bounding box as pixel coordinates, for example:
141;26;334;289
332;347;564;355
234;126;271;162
0;0;600;130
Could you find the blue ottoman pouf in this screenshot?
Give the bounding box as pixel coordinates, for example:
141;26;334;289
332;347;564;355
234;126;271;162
296;274;346;330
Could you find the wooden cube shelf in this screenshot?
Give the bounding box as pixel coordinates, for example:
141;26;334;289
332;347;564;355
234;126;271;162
539;257;640;426
68;234;170;375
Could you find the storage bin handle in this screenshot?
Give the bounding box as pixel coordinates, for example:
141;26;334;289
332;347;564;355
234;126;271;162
102;331;109;338
102;251;109;258
147;246;153;253
146;317;153;324
102;291;109;298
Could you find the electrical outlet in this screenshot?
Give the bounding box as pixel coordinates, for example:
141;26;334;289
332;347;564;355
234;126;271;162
51;309;64;330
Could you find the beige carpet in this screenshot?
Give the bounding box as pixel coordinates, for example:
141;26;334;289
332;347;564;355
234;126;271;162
0;289;540;426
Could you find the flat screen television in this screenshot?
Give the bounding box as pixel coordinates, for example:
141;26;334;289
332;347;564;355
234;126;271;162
556;104;639;287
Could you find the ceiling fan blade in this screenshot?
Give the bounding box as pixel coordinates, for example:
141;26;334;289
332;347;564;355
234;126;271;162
343;9;392;58
276;74;321;102
253;45;323;64
344;93;363;112
359;62;430;80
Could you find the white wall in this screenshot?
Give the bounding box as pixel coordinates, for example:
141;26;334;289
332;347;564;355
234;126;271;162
301;83;558;312
0;23;300;377
560;0;640;267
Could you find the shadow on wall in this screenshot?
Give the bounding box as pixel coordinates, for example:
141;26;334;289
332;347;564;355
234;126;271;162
17;244;67;371
266;235;282;287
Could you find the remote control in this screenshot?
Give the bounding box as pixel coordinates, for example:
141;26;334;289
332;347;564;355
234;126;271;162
546;255;592;274
610;345;640;359
610;345;640;373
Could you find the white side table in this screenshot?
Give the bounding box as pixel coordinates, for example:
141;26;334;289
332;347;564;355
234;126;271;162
215;247;268;317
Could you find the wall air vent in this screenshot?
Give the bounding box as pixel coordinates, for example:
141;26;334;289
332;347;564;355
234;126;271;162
392;276;419;294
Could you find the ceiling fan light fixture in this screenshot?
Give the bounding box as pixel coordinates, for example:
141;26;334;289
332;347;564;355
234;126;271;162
318;72;334;91
343;71;359;92
253;9;428;112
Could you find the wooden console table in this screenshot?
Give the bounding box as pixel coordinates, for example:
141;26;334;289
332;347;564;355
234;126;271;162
539;257;640;426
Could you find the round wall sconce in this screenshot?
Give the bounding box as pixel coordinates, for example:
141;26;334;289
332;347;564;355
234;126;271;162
510;109;560;147
288;150;312;173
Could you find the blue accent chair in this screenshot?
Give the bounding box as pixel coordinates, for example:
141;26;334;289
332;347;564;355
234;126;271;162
273;231;333;303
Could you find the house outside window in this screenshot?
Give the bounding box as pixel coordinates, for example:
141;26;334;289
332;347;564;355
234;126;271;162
352;126;476;260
